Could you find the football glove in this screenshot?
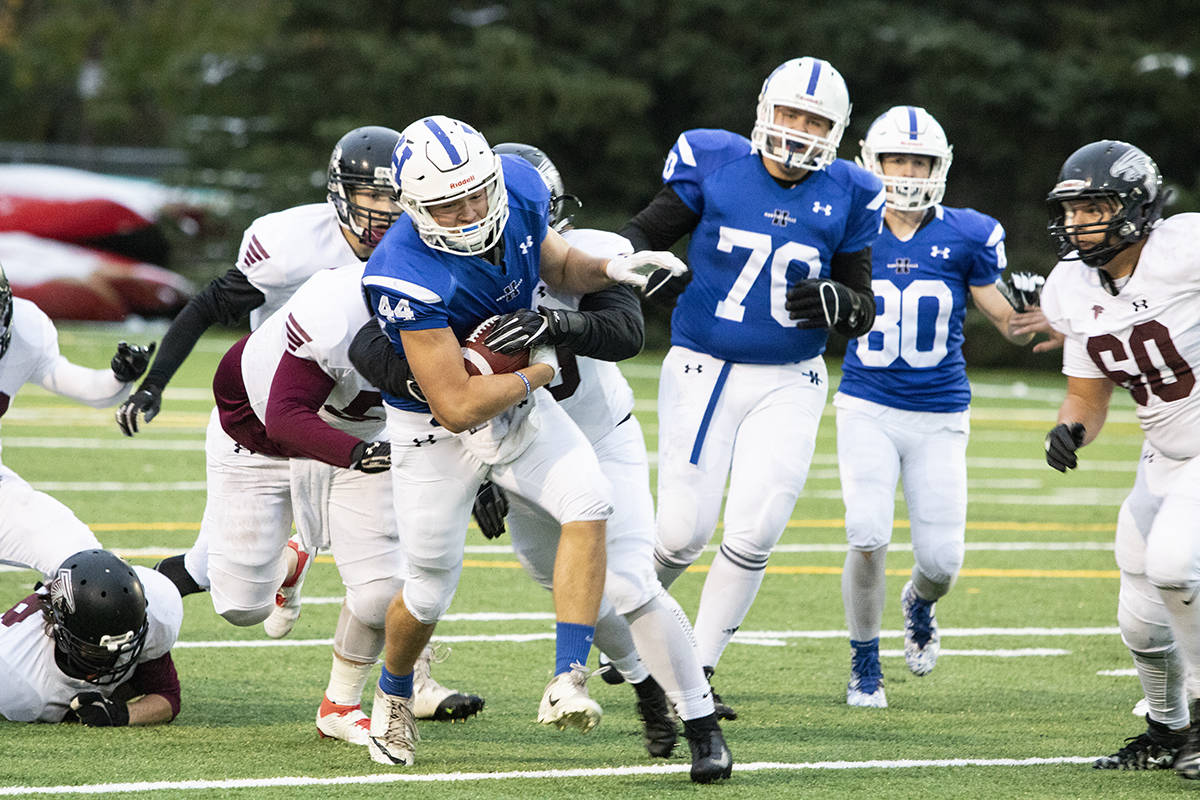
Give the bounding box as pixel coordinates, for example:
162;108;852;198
785;279;857;330
605;251;689;294
472;481;509;540
349;441;391;474
483;309;551;354
115;383;163;437
1044;422;1085;472
996;271;1046;312
111;341;156;383
69;692;130;727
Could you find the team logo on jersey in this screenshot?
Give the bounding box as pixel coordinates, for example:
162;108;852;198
241;235;270;268
517;234;535;255
811;201;832;216
1132;298;1149;311
764;208;797;227
887;257;917;275
1092;305;1105;319
930;246;950;259
49;568;76;614
496;278;524;303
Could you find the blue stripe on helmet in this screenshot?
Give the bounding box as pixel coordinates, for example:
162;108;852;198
392;143;413;177
907;106;918;140
805;60;822;95
423;118;463;166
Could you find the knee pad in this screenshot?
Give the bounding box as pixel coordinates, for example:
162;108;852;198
914;537;964;586
219;605;272;627
333;601;387;663
402;568;459;625
1118;574;1174;653
346;576;405;630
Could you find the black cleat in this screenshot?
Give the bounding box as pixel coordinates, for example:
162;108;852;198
1094;716;1186;770
428;692;485;721
1176;700;1200;779
154;554;206;597
703;665;738;721
634;680;678;758
685;719;733;783
597;653;626;685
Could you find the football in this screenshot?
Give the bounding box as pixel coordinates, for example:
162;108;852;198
461;315;531;376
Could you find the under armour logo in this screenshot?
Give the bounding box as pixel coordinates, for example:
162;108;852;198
812;201;832;216
930;246;950;259
887;257;917;275
802;370;822;385
517;234;535;255
1132;299;1149;311
495;278;524;302
232;442;255;455
536;283;548;298
764;208;797;227
684;364;703;374
1092;305;1105;319
412;434;435;447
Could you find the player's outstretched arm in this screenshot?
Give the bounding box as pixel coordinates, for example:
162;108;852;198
38;341;152;409
540;228;687;296
970;282;1037;345
1045;376;1113;471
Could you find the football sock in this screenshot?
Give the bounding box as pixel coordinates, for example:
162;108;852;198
1131;645;1188;731
694;546;767;667
627;592;714;720
594;609;649;683
843;546;888;641
326;655;373;707
911;567;953;603
378;664;413;699
653;548;690;590
555;622;595;675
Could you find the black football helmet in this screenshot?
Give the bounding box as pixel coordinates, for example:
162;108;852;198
327;125;404;249
45;550;148;685
1046;140;1166;267
0;261;13;359
492;142;581;231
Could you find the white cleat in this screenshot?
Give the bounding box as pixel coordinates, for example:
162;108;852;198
367;686;419;766
263;537;314;639
537;662;602;733
901;581;940;676
316;694;370;746
1132;697;1150;717
847;682;888;708
412;644;485;721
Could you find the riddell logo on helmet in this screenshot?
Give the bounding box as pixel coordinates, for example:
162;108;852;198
449;176;477;189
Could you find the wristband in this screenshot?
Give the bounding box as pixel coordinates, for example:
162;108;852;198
513;370;532;399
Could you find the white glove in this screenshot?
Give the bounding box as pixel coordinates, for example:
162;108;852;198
605;251;688;291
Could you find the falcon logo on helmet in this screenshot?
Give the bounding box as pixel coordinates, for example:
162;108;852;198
0;262;12;360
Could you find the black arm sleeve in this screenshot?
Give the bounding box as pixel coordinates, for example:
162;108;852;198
348;318;412;397
618;185;700;252
141;268;266;389
544;284;644;362
829;247;876;338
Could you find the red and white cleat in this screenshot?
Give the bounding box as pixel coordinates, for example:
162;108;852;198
316;694;371;746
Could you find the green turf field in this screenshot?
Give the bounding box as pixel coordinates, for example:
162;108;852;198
1;323;1182;798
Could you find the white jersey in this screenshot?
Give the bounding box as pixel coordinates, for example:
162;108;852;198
1041;213;1200;460
0;298;128;464
236;203;360;330
0;567;182;723
538;228;636;443
240;263;383;441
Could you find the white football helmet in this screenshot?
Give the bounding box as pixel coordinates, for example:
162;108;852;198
391;115;509;256
859;106;953;211
751;57;851;171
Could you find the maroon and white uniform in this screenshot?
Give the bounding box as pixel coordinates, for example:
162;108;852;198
0;298;131;577
204;264;403;629
1042;212;1200;725
0;567;182;722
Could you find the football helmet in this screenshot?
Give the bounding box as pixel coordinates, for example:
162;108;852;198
751;57;851;171
859;106;953;211
327;126;404;248
45;550;148;685
392;116;508;256
1046;140;1166;267
0;261;12;359
492;142;581;231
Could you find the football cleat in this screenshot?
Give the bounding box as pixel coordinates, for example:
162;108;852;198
847;641;887;708
537;662;602;733
1093;716;1185;770
1175;700;1200;779
316;694;370;746
367;686;419;766
686;724;733;783
901;581;940;676
702;666;738;721
411;644;485;721
1132;697;1149;717
596;652;626;685
263;537;314;639
635;682;678;758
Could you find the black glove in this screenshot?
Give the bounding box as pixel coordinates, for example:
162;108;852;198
68;692;130;727
350;441;391;474
785;279;856;330
472;481;509;540
483;309;550;354
1044;422;1085;472
996;271;1046;312
115;383;163;437
111;341;156;383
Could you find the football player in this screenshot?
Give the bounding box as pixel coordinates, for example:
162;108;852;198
354;142;731;782
0;263;154;577
835;106;1052;707
0;549;182;726
359;115;686;767
619;56;882;717
1038;140;1200;777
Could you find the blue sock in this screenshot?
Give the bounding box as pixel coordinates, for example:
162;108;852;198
379;664;413;698
555;621;595;675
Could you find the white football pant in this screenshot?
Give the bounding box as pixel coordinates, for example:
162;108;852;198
0;465;102;578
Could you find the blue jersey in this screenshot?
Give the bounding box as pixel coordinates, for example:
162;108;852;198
361;155;551;412
664;128;884;363
838;205;1007;412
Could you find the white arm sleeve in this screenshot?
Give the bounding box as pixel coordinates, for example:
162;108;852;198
37;356;131;408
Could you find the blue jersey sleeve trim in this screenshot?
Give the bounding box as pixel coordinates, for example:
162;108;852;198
363;275;443;304
689;361;733;465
